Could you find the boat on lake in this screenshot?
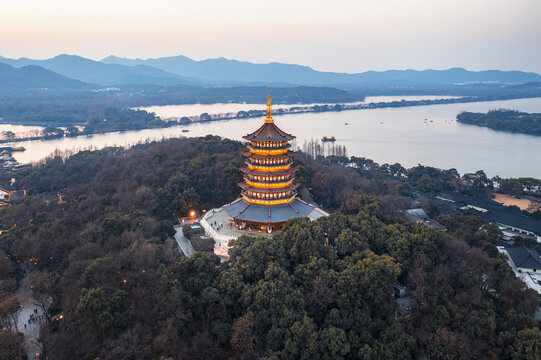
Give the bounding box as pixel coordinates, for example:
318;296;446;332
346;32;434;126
182;129;190;133
321;136;336;142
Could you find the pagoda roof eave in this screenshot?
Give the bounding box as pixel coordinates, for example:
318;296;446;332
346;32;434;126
222;197;318;224
243;122;296;142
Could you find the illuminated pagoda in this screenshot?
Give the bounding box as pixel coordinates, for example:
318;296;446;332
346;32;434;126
222;89;326;233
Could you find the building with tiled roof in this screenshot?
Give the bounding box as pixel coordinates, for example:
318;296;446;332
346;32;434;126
506;246;541;273
0;185;26;208
221;89;327;233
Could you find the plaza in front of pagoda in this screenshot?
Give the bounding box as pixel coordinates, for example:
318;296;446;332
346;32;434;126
201;89;328;251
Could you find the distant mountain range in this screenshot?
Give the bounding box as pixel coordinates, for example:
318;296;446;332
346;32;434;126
100;54;541;88
1;54;540;90
0;54;201;87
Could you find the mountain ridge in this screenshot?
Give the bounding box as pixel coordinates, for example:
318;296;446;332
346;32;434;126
0;62;94;93
100;54;541;87
0;54;205;86
2;53;541;90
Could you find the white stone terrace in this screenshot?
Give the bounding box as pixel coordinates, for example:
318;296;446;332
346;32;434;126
201;207;272;250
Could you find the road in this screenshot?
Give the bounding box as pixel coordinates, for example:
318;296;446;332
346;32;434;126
15;274;44;359
174;225;195;257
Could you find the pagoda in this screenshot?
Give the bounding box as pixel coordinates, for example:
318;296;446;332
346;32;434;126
223;89;325;233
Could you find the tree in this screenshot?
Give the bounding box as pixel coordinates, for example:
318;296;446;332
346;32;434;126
30;272;56;323
428;328;467;360
0;330;25;360
76;287;113;338
230;312;257;357
283;315;318;359
512;327;541;360
499;178;524;196
0;250;14;281
2;130;16;140
42;126;65;138
415;174;438;192
319;326;350;359
65;126;80;137
200;113;211;121
0;291;20;331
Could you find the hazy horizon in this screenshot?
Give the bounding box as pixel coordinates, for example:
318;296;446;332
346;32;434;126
1;0;540;74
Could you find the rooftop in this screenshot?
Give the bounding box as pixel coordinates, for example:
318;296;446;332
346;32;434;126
405;208;428;220
497;246;541;294
436;192;541;236
506;246;541;270
243;121;295;142
223;197;326;224
473;208;541;235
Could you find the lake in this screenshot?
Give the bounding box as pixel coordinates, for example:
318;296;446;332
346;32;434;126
7;97;541;179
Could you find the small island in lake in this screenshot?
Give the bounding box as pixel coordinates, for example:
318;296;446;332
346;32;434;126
457;109;541;136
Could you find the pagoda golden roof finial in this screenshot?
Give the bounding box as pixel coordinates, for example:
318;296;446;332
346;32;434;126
265;86;273;123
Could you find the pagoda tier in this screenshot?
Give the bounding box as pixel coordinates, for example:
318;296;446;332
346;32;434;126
240;150;297;159
223;88;318;231
246;143;291;151
245;159;293;168
239;181;299;202
240;166;298;184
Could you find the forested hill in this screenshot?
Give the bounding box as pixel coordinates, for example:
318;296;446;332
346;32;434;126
0;136;540;359
0;63;93;93
457;109;541;136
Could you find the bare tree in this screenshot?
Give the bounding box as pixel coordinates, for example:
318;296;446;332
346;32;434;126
0;291;20;331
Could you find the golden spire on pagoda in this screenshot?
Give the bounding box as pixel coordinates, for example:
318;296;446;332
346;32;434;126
265;86;273;123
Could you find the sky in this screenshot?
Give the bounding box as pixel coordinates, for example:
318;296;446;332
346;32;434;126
1;0;540;73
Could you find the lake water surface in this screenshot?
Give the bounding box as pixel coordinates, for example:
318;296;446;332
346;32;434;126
8;97;541;179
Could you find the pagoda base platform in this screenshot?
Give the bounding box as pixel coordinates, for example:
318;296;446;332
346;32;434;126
223;197;327;225
201;198;328;252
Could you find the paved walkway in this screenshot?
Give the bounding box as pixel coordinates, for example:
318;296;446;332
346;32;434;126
174;225;195;257
202;208;272;246
15;274;44;359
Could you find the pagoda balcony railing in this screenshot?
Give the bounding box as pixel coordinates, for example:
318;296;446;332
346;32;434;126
246;143;291;152
243;175;294;184
247;160;292;167
245;160;293;169
241;190;297;202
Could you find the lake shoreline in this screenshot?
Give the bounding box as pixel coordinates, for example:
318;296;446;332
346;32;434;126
3;94;540;144
5;96;541;179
